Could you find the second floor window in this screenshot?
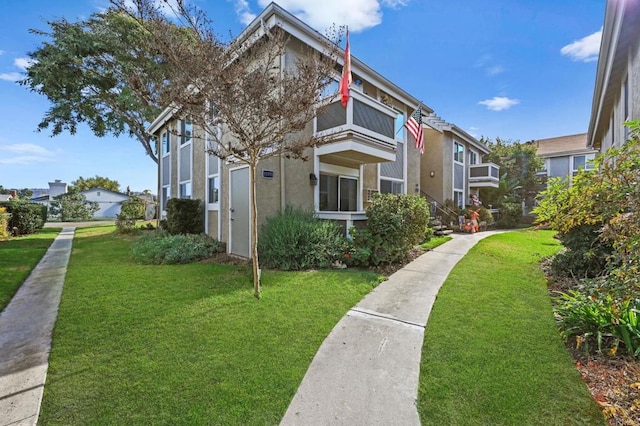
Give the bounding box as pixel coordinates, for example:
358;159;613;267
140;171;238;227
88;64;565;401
454;142;464;163
182;119;192;145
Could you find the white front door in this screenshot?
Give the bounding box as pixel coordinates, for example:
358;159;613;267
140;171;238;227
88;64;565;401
229;167;250;258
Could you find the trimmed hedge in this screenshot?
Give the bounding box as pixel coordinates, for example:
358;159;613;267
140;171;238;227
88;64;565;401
165;198;204;235
0;200;47;235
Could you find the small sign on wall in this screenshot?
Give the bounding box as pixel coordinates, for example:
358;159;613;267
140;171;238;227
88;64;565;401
262;169;275;179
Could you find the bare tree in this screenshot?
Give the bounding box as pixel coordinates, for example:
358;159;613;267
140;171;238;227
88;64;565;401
113;0;342;298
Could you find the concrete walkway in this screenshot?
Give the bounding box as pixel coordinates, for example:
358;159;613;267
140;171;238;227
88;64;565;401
0;227;75;426
281;231;500;426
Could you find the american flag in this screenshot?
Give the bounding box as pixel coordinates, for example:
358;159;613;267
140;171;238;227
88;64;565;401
405;107;424;154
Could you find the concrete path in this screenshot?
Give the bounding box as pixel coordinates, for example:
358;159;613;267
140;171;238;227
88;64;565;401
281;231;500;426
0;227;75;426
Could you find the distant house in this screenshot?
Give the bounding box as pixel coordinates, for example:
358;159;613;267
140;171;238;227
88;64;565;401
531;133;599;186
0;194;13;202
48;180;68;200
80;188;131;218
588;0;640;151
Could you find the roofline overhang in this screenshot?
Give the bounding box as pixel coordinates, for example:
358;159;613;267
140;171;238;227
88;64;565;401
587;0;640;149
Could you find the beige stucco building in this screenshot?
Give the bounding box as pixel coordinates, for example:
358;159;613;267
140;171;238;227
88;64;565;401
149;3;498;258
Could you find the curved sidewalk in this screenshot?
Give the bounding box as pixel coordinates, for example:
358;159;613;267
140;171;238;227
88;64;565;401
281;231;499;426
0;227;76;426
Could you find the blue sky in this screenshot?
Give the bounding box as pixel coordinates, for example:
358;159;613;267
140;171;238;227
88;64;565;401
0;0;605;193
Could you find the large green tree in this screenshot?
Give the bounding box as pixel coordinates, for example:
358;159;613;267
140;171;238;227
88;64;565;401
21;11;168;163
479;137;543;208
71;175;120;192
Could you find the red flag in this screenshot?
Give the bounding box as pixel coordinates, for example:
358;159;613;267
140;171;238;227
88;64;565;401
340;29;352;108
405;107;424;154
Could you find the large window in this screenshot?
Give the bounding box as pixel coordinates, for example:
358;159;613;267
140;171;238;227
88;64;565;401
181;118;192;145
454;191;464;209
179;182;191;199
320;174;358;212
469;150;478;165
573;154;595;174
454;142;465;163
207;145;220;205
380;179;403;194
161;131;170;156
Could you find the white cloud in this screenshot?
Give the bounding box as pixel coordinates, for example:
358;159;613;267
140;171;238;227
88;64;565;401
486;65;504;76
560;28;602;62
0;50;5;56
0;144;56;165
250;0;408;32
5;144;55;156
478;96;520;111
234;0;257;25
14;57;35;71
0;72;22;82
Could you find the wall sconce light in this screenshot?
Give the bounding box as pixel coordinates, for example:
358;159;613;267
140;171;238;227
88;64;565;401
309;173;318;186
430;170;435;178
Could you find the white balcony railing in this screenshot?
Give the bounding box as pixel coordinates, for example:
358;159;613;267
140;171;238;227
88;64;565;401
313;90;398;165
468;163;500;188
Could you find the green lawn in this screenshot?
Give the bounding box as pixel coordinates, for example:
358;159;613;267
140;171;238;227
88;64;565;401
418;230;605;425
0;228;60;312
420;235;453;251
39;226;381;425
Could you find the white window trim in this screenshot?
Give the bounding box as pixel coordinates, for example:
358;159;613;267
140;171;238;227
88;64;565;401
178;120;193;199
453;141;465;203
160;129;171;214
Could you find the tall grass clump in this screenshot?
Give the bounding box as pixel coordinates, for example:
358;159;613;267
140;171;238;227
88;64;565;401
258;206;347;270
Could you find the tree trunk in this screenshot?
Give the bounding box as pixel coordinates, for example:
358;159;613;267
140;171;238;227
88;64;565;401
249;162;261;299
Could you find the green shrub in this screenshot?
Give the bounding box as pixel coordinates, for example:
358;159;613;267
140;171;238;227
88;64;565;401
477;206;494;224
351;193;429;266
497;201;521;228
120;196;146;220
555;291;640;357
166;198;203;235
550;225;613;279
115;215;139;235
49;190;98;221
0;210;10;239
258;206;347;270
115;197;147;234
8;200;45;235
131;230;224;264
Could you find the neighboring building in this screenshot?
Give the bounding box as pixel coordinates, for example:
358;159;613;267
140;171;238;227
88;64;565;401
0;194;13;202
149;3;497;258
421;113;499;209
48;180;68;200
531;133;599;186
588;0;640;151
80;188;131;218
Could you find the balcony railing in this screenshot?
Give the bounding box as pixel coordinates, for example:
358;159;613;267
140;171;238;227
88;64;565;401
468;163;500;188
313;89;397;165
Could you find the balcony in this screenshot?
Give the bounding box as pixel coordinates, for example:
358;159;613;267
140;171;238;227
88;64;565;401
468;163;500;188
314;89;397;168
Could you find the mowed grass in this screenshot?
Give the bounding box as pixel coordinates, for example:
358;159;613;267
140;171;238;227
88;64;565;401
39;226;381;425
0;228;61;312
418;230;605;425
